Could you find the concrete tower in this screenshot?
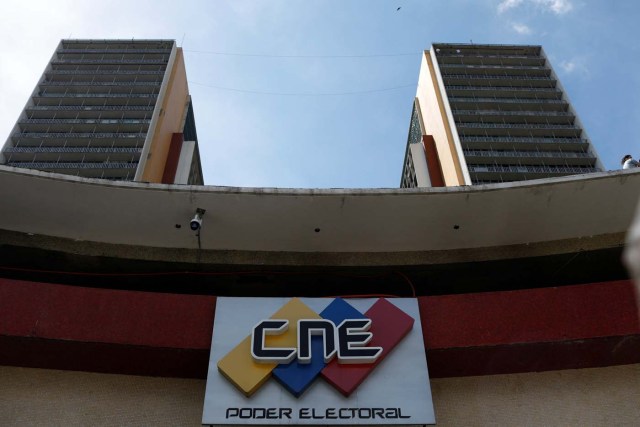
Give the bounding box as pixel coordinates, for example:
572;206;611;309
401;43;603;187
1;39;203;184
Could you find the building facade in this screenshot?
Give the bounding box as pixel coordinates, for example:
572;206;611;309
401;43;604;187
0;39;203;184
0;39;638;426
0;166;639;425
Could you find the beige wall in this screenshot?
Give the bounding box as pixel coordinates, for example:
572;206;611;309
0;366;205;427
416;52;466;186
1;364;638;426
141;48;189;183
431;364;640;426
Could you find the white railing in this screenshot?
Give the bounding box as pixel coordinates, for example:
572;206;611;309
8;161;138;169
449;97;566;104
13;132;146;139
27;105;155;111
468;164;598;174
456;122;579;130
48;70;165;75
463;150;593;159
21;119;151;125
452;110;571;117
38;93;157;98
5;147;142;153
442;74;553;81
41;81;160;86
461;136;587;144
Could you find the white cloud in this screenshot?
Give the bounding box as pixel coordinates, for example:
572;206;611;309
557;56;590;77
498;0;573;15
538;0;573;14
511;22;532;34
498;0;524;14
560;60;576;73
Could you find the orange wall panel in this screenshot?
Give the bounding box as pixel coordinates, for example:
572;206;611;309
416;53;466;186
142;48;189;183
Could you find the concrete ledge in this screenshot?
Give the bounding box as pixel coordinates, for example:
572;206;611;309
1;166;639;255
0;228;627;267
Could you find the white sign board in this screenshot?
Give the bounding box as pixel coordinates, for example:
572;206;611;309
203;297;435;425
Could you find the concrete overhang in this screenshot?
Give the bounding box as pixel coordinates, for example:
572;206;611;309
1;166;639;267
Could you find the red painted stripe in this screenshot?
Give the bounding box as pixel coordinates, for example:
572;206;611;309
321;298;414;396
426;334;640;378
418;281;640;349
161;132;184;184
422;135;445;187
0;278;638;378
0;278;215;349
0;335;210;378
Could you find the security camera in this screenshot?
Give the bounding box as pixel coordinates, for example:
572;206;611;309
190;208;206;231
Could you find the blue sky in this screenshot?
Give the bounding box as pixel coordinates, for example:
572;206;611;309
1;0;639;188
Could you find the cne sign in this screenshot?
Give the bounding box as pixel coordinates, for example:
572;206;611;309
203;297;435;425
251;318;382;365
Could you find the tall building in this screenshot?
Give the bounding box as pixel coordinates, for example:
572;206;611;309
401;43;604;187
0;39;204;184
